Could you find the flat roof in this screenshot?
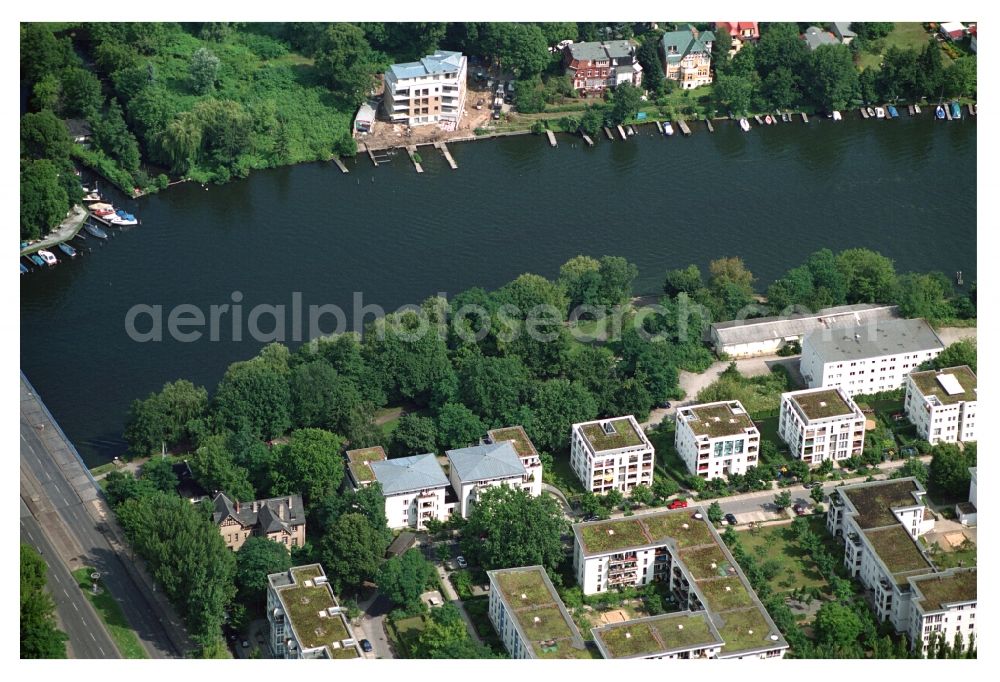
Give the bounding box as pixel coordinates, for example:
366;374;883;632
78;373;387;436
863;525;933;575
840;479;924;529
488;566;590;659
488;426;539;459
910;366;977;405
715;607;783;656
712;304;899;347
576;509;718;556
803;318;944;363
679;401;755;438
592;611;723;658
577;416;648;452
270;565;358;658
346;446;387;484
788;388;858;420
911;569;977;611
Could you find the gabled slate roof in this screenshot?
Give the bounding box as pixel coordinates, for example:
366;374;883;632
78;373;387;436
447;441;526;482
661;26;715;64
369;453;449;495
212;492;304;533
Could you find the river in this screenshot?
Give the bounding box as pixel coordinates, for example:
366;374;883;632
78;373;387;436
20;114;977;466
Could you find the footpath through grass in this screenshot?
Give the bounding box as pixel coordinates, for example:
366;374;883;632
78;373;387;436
71;567;148;659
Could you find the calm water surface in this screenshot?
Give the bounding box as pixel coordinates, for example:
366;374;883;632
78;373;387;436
20;115;977;466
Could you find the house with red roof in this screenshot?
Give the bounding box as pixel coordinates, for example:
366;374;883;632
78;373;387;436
714;22;760;56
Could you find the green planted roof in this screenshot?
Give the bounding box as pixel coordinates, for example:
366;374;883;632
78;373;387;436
864;525;932;575
716;607;781;655
912;570;977;611
579;417;646;451
489;566;588;659
789;388;857;420
594;612;721;658
842;479;923;529
346;446;386;483
910;366;977;405
680;402;756;438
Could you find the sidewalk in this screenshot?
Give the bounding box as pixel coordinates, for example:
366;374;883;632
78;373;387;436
21;205;88;255
435;565;483;645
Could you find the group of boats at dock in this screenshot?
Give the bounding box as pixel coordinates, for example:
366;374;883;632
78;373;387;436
21;186;139;275
858;100;973;121
737;110;806;132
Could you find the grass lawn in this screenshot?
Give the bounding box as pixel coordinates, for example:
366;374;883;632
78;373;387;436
463;596;507;654
646;423;691;485
922;537;977;570
88;462;118;477
388;614;426;657
736;518;834;594
545;453;586;496
71;567;147;659
858;23;937;70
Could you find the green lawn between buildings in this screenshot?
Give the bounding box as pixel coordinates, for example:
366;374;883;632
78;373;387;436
858;23;942;70
736;517;836;594
71;567;148;659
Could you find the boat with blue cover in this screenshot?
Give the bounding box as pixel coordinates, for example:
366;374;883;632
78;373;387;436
84;223;108;239
57;242;77;258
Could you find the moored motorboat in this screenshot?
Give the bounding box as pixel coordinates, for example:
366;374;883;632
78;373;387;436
84;223;108;239
935;105;946;119
832;110;842;121
82;191;102;202
887;105;899;118
30;253;45;267
764;114;773;125
663;121;674;136
57;242;77;258
874;107;886;119
110;209;138;226
866;106;876;117
914;104;921;114
739;117;750;132
37;249;57;266
950;101;962;119
781;112;790;122
89;202;116;217
20;262;28;275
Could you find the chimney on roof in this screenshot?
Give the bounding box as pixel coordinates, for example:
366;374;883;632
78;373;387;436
279;501;286;521
288;496;295;518
235;500;240;513
252;500;259;513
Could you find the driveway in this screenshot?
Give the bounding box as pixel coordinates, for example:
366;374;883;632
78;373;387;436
435;564;483;645
356;593;393;659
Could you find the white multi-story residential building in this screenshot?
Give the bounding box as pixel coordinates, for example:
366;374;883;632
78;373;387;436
382;51;467;128
487;565;589;659
591;612;724;659
570;416;654;494
907;568;977;655
675;401;759;480
487;425;543;498
778;387;866;464
446;441;532;518
800;318;944;395
266;564;362;659
827;479;938;635
572;508;788;659
904;365;977;445
368;453;454;530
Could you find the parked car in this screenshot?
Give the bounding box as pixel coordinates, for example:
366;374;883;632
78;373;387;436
360;639;373;653
658;401;672;409
584;515;600;522
456;555;468;568
724;513;738;525
793;504;808;516
804;481;822;489
668;499;688;510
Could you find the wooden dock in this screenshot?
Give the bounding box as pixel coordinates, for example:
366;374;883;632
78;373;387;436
581;133;594;147
332;157;349;173
705;118;714;133
860;107;870;119
434;142;458;169
800;112;809;123
616;125;627;140
945;105;953;121
968;104;976;117
603;126;614;140
366;146;379;167
677;119;691;136
907;105;915;116
546;130;557;147
405;146;424;173
753;115;764;126
655;121;663;134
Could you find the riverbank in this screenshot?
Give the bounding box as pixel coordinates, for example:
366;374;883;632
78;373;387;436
20;205;88;256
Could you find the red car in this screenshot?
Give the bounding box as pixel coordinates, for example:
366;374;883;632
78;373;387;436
668;499;688;510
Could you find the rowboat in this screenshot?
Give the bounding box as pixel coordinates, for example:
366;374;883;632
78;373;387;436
739;118;750;132
663;121;674;136
764;115;774;125
57;242;77;258
84;223;108;239
832;110;842;121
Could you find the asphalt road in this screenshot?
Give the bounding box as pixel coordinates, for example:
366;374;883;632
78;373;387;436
20;384;183;659
357;593;393;659
20;503;119;659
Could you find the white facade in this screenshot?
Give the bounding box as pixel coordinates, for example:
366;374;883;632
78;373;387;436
904;367;977;445
778;387;866;464
382;51;467;127
383;486;451;530
907;569;977;655
570;416;654;494
487;426;544;499
800;319;944;396
675;401;759;479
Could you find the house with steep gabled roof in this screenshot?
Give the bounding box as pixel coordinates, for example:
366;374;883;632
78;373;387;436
212;492;305;552
661;26;715;89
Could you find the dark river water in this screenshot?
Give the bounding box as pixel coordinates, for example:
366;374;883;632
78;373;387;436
20;114;977;466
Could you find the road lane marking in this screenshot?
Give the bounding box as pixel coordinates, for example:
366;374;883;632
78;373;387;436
73;602;79;612
90;633;96;641
98;646;105;656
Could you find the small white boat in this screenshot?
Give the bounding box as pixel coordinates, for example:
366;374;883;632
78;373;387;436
110;209;138;226
914;104;922;114
832;110;842;121
764;114;774;125
82;192;102;202
37;249;58;266
663;122;674;136
739;117;750;132
875;107;886;119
